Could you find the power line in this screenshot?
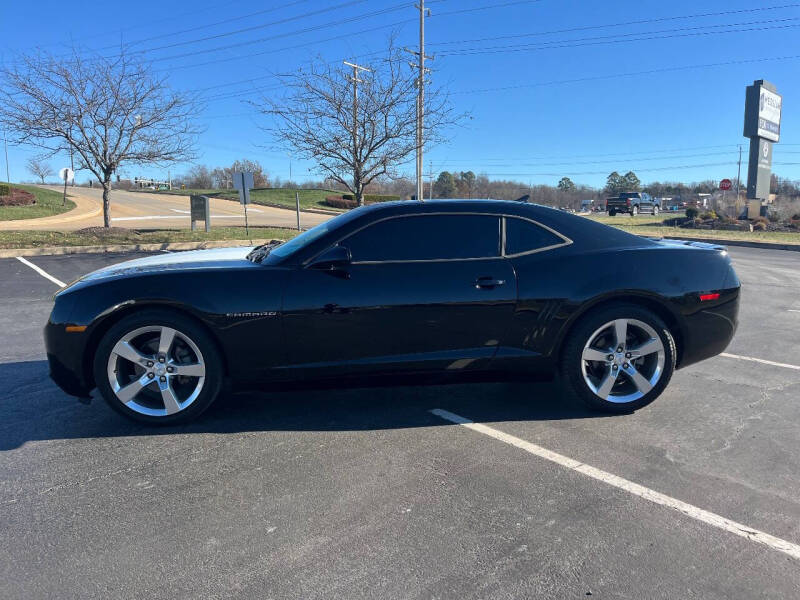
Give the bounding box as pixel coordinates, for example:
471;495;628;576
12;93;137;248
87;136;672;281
432;151;742;169
429;3;800;47
130;0;371;57
452;54;800;95
481;161;740;177
437;19;800;57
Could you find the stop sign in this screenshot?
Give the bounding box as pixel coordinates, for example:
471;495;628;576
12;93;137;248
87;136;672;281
720;179;732;191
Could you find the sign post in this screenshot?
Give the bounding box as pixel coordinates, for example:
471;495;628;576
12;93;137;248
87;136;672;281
58;167;74;206
190;195;210;232
233;171;254;237
719;178;732;212
295;190;301;230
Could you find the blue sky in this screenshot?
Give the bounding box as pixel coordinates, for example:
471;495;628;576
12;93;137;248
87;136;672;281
2;0;799;188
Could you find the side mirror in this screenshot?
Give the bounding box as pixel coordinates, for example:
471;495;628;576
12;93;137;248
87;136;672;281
309;245;351;270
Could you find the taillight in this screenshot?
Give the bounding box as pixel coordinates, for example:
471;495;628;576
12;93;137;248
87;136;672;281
699;293;720;302
626;198;631;205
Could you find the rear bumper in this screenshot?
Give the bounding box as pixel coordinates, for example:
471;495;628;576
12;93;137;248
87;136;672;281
678;288;740;368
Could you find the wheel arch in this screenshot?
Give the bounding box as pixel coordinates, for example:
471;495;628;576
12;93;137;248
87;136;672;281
82;301;229;389
556;293;685;367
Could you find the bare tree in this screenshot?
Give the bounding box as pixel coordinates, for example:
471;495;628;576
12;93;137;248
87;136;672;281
260;45;461;205
0;48;201;226
26;158;54;184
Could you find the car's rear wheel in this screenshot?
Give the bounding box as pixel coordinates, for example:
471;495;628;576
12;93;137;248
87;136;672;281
608;209;616;216
560;304;676;413
93;310;223;424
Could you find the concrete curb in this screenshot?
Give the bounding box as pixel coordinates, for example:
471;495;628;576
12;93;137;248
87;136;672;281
0;238;282;258
640;234;800;252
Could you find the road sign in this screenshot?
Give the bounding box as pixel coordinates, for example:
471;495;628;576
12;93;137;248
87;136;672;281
719;179;732;191
233;171;254;205
58;167;74;183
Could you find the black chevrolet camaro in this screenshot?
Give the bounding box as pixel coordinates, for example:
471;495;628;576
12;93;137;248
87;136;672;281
45;200;740;424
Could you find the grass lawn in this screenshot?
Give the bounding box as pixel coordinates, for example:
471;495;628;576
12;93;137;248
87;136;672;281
147;188;345;212
583;212;800;245
0;185;76;220
0;226;299;249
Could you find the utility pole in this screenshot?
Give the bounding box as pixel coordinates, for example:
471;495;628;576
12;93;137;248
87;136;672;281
3;129;9;183
405;1;432;202
344;60;371;205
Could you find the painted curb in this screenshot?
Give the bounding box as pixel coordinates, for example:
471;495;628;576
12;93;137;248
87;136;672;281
0;238;284;258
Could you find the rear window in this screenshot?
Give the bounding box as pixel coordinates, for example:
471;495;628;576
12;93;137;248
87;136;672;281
504;217;565;255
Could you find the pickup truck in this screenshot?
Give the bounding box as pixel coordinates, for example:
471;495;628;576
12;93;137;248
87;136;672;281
606;192;659;216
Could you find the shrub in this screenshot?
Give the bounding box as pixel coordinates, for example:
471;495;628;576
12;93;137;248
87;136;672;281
699;210;717;221
685;207;699;219
341;193;401;203
324;195;356;209
0;183;9;196
753;221;767;231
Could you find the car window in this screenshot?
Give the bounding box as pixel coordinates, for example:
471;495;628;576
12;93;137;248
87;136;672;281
342;214;501;262
504;217;565;255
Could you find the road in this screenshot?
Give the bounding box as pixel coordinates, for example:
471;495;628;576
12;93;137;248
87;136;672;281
0;186;331;231
1;246;799;598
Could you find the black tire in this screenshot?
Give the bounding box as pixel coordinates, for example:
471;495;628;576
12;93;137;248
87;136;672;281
93;309;224;425
608;209;616;216
559;304;676;413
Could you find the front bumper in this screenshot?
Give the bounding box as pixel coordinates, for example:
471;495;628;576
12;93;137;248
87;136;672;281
44;320;92;398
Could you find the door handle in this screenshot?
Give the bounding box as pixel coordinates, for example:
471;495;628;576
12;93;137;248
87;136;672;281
474;276;505;289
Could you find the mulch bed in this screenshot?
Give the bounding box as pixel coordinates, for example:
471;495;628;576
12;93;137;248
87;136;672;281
0;188;36;207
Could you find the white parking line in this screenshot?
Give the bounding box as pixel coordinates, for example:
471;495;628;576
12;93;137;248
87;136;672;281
430;408;800;562
720;352;800;371
16;256;66;288
789;309;800;313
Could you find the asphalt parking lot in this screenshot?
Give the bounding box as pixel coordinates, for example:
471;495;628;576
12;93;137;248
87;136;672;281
1;245;799;599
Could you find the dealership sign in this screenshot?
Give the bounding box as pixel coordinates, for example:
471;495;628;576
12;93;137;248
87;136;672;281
744;80;781;143
757;88;782;142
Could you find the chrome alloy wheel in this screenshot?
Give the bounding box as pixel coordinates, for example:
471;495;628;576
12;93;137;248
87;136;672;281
580;318;665;404
106;325;206;417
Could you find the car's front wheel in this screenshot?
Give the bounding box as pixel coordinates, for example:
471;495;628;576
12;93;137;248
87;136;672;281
93;310;223;424
560;304;676;413
608;209;616;216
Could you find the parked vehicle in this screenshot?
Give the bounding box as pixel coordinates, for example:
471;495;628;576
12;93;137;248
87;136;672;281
45;200;740;424
606;192;659;216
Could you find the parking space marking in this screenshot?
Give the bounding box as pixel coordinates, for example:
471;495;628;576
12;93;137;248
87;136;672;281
430;408;800;562
15;256;66;288
789;309;800;313
720;352;800;371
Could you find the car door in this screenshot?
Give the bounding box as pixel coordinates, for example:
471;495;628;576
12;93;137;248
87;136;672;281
279;213;517;379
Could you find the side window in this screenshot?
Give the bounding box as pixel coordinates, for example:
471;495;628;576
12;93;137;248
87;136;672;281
343;214;501;262
504;217;565;255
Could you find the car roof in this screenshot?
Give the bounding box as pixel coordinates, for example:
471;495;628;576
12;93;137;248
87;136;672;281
351;199;653;252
